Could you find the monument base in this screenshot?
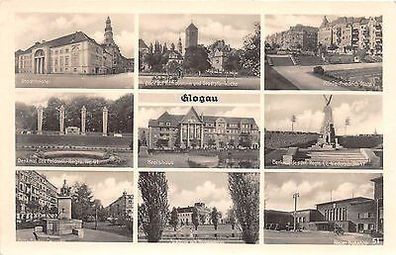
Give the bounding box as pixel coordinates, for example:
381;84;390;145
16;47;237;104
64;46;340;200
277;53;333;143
139;146;149;157
43;218;83;236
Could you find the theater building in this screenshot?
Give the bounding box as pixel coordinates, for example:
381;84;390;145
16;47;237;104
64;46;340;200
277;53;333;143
15;170;58;222
147;107;259;150
106;191;134;220
265;175;383;234
15;17;133;75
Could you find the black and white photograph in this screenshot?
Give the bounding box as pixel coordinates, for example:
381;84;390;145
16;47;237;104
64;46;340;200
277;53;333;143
15;91;133;167
15;13;135;89
139;14;260;90
264;94;383;169
138;171;259;243
16;170;133;242
138;103;260;168
264;172;383;245
265;15;382;91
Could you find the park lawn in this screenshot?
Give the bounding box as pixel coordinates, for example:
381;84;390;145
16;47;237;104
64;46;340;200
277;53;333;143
16;134;132;148
84;222;132;239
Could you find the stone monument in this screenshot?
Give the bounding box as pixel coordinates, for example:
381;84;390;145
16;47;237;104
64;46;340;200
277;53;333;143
81;106;86;135
39;179;83;239
102;106;108;136
59;105;65;135
37;106;43;135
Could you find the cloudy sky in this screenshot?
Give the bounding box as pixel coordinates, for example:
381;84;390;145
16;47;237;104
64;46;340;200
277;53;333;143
138;106;260;128
38;171;133;207
140;14;259;49
265;172;381;211
138;172;232;215
15;91;131;107
265;94;382;135
15;13;134;58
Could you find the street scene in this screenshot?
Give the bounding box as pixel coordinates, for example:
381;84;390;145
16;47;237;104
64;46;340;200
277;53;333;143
15;91;133;167
16;170;133;242
265;94;383;169
139;14;260;90
138;171;259;243
265;15;382;91
264;172;383;245
15;13;134;89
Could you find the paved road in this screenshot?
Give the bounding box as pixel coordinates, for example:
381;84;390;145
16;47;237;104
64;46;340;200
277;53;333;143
17;228;132;242
264;230;375;245
271;62;382;91
139;75;260;90
16;73;134;89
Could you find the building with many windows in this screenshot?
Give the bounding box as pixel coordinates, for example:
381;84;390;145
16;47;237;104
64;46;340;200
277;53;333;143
146;107;259;150
106;191;134;220
318;16;382;55
176;202;213;226
265;24;319;51
15;17;133;75
265;175;383;234
15;170;58;222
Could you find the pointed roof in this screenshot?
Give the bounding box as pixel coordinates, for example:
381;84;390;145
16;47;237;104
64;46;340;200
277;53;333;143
320;16;330;27
180;107;204;124
186;22;198;31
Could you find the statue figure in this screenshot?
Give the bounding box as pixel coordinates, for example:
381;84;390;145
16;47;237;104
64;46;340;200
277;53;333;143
60;179;71;197
320;95;336;147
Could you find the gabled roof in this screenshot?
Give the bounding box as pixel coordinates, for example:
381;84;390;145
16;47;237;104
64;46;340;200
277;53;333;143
180;107;204;124
17;31;101;54
139;39;149;49
148;107;257;128
186;22;198;31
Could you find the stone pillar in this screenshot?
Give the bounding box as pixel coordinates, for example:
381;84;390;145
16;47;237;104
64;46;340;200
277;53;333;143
102;106;108;136
201;124;204;148
37;106;43;135
59;105;65;135
81;106;86;135
186;123;190;148
180;124;183;145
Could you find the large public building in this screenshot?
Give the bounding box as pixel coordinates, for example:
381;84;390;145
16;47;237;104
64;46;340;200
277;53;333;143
15;17;133;75
176;202;212;226
265;176;383;234
145;107;259;150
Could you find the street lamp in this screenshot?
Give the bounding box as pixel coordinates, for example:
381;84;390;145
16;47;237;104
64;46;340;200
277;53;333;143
293;192;299;232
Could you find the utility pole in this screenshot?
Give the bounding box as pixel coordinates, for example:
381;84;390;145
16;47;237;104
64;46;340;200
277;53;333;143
293;192;299;232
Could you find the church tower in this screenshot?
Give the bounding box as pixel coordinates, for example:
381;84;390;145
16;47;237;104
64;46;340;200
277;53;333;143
177;36;183;54
104;16;114;45
185;22;198;49
320;15;330;28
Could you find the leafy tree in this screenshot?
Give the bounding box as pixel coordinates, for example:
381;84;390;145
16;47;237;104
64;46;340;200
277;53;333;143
239;133;253;148
42;97;65;131
228;208;237;230
192;207;199;230
166;60;182;75
138;172;169;242
228;173;259;244
15;102;36;131
71;182;94;222
26;199;41;218
183;46;211;74
224;50;242;73
240;22;260;76
169;207;179;231
211;207;219;231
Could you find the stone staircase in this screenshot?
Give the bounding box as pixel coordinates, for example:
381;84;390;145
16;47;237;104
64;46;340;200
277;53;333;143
305;149;369;166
